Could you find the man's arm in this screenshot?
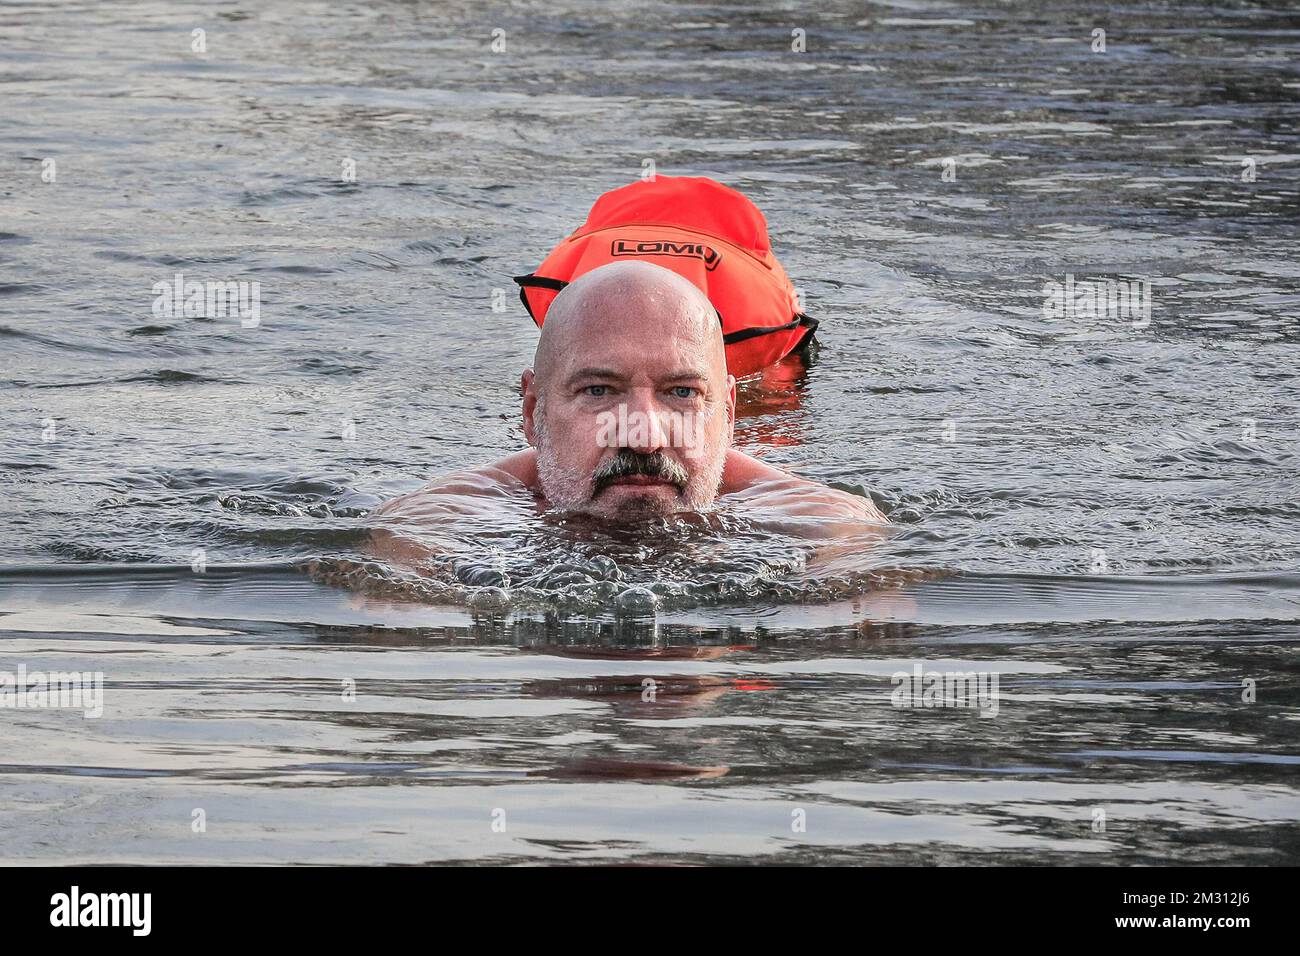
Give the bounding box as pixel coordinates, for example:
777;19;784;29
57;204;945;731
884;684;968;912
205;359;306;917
369;454;538;567
719;449;889;537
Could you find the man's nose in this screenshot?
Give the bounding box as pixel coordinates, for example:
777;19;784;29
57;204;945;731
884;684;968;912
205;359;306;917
623;388;669;453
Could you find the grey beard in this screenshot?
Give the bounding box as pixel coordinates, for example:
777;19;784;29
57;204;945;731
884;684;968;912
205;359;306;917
533;403;728;515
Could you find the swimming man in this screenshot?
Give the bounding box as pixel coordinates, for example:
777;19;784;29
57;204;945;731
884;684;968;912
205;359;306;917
370;260;886;562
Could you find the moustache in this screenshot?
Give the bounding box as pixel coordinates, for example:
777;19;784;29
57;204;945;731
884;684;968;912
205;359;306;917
592;450;690;494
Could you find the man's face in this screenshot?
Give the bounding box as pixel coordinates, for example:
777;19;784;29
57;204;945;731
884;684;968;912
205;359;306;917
524;294;735;519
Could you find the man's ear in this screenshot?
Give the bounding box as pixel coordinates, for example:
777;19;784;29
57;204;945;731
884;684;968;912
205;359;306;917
725;373;737;441
521;369;538;446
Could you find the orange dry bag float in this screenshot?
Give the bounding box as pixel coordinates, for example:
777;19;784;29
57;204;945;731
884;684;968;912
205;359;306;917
513;176;817;379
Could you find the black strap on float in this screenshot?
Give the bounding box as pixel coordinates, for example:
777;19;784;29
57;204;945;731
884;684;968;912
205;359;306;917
513;273;567;321
513;274;566;291
721;313;818;346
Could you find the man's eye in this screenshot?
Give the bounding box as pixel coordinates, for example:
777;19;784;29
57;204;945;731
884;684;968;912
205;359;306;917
669;386;697;399
584;385;609;397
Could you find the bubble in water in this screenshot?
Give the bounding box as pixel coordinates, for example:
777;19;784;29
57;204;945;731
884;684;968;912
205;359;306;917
537;569;596;590
467;586;510;610
615;585;659;615
588;555;623;581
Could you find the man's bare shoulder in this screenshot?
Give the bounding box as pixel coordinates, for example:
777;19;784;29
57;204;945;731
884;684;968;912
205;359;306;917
372;451;538;519
367;452;540;568
720;449;888;527
719;448;796;491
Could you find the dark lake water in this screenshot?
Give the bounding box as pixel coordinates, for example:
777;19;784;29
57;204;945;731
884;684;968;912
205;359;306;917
1;0;1298;864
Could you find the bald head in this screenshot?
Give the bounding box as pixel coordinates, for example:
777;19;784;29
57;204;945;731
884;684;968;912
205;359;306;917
533;260;725;389
520;259;737;519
